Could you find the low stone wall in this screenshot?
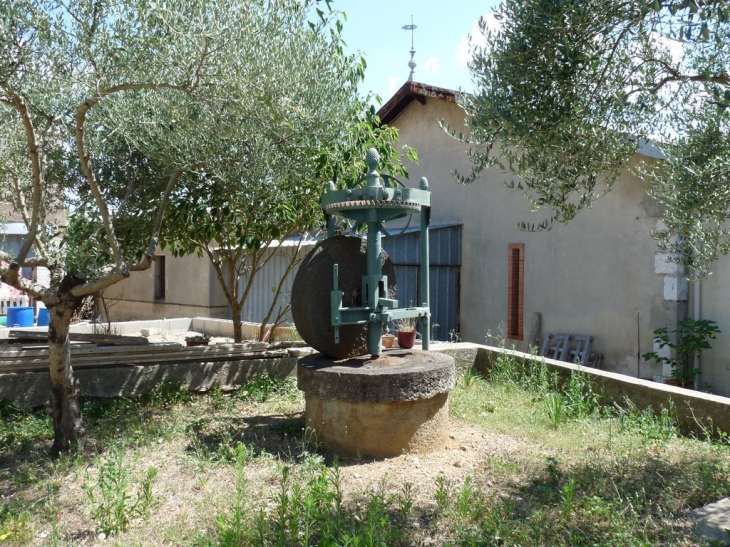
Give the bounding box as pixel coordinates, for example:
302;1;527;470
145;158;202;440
2;356;298;408
435;342;730;436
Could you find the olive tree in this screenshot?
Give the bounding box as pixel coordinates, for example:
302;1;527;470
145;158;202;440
0;0;365;454
460;0;730;275
162;104;414;343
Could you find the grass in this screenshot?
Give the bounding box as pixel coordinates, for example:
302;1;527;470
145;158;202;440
0;361;729;546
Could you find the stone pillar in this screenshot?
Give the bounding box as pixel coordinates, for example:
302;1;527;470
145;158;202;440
655;252;689;377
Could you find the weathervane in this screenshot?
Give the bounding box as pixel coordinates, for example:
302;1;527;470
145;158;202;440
402;15;417;82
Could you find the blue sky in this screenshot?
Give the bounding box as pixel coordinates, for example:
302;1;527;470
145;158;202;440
335;0;500;103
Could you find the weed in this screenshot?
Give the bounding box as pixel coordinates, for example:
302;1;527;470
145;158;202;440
144;381;193;407
614;398;678;443
545;392;566;427
560;477;578;514
82;447;157;535
487;351;558;397
42;482;64;546
216;443;252;546
0;401;53;455
561;371;603;419
461;367;483;389
211;459;407;546
236;373;294;403
435;475;453;516
208;387;229;408
0;501;31;544
394;482;417;521
187;420;256;464
455;477;484;522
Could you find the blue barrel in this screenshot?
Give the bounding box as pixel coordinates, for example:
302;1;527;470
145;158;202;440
7;306;34;327
37;308;50;327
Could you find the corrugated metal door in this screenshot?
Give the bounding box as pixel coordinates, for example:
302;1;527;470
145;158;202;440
382;224;462;341
239;244;311;324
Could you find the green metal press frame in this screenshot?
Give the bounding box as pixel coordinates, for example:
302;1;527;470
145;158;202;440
322;149;431;357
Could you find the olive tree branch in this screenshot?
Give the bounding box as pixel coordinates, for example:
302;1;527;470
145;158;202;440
4;93;48;261
70;161;205;297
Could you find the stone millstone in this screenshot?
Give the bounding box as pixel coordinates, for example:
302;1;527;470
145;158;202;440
297;349;455;402
290;236;396;359
297;350;455;458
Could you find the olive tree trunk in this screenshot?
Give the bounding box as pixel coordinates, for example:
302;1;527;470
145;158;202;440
231;301;244;343
47;292;84;456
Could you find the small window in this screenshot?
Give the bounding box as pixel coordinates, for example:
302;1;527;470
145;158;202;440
154;255;166;300
507;244;524;340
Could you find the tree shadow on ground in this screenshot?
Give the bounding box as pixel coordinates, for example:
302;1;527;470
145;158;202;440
184;412;311;463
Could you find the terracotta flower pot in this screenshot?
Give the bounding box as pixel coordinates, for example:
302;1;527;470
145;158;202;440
397;330;416;349
381;334;396;348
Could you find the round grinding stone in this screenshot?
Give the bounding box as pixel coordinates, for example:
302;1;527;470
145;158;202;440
291;236;396;359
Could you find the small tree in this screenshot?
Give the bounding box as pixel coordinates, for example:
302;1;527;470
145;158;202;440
163;103;415;343
459;0;730;275
0;0;365;454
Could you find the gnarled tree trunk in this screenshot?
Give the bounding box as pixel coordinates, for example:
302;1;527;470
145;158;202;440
47;287;84;457
231;301;243;343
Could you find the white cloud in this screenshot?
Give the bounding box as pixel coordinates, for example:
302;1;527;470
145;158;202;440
423;57;440;75
455;13;499;67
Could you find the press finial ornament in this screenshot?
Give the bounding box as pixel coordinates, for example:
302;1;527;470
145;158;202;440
402;15;417;82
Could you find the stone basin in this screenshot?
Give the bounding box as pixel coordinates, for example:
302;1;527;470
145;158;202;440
297;349;455;458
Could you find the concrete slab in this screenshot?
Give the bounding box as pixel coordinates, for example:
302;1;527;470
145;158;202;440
692;497;730;545
1;357;298;408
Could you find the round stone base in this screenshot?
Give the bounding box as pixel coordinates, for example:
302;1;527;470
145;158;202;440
297;349;455;458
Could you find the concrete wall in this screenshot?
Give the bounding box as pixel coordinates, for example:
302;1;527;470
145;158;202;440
389;96;727;391
2;357;298;408
435;342;730;436
103;250;229;321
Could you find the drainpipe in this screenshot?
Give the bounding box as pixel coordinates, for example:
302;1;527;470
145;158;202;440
693;271;702;390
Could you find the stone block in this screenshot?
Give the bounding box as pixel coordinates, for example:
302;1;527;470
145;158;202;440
664;275;689;301
655;252;679;275
691;497;730;544
297;349;455;457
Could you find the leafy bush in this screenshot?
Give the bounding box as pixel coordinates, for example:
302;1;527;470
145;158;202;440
643;319;720;384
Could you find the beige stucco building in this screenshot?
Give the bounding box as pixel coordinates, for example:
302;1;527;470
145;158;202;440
379;81;729;396
103;252;229;321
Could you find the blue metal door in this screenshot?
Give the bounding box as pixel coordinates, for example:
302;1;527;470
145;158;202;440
383;224;461;341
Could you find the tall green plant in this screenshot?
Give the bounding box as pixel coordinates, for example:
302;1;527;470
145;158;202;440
643;319;720;384
82;449;157;536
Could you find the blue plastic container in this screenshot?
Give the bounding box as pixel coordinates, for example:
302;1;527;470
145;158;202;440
6;306;34;327
37;308;50;327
